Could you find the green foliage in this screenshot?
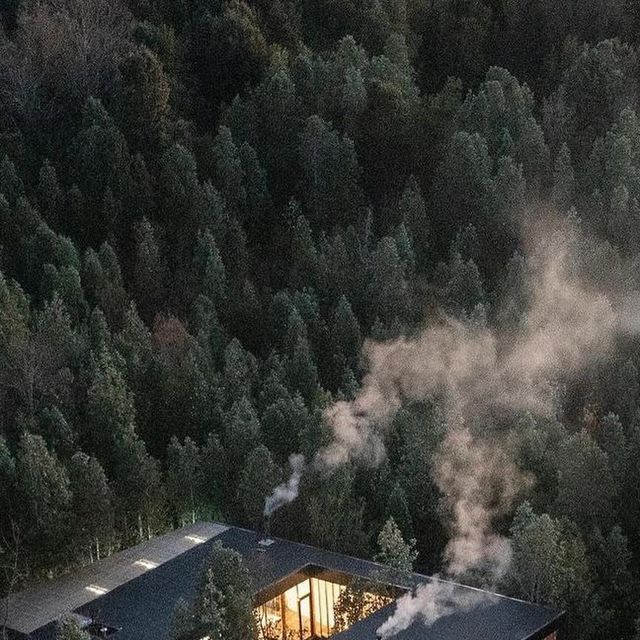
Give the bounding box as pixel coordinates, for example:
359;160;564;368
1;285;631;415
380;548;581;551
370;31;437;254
374;516;418;572
68;452;114;562
1;4;640;639
16;433;71;568
298;115;363;227
236;444;281;528
166;436;204;526
553;431;616;531
507;502;602;639
57;618;91;640
171;543;257;640
116;46;170;151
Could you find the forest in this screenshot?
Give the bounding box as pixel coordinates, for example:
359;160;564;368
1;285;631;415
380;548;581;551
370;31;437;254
1;0;640;638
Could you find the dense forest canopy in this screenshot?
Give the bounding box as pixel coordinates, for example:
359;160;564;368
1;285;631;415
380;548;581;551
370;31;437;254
1;0;640;638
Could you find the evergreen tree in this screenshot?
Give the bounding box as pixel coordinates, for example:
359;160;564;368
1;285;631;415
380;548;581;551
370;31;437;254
68;452;114;562
0;156;24;206
113;433;164;542
116;46;170;152
171;543;257;640
37;160;63;228
85;349;137;469
298;115;363;228
224;396;262;478
223;339;257;406
16;433;71;568
211;126;246;214
133;217;168;320
66;99;132;245
194;230;227;311
374;517;418;572
591;526;638;639
57;618;91;640
553;431;616;532
236;444;281;528
166;436;204;526
385;481;414;540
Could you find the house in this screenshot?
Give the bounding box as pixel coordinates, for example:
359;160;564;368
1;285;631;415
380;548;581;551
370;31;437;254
0;522;565;640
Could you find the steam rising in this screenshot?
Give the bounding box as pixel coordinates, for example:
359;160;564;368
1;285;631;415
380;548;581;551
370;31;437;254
377;580;494;639
264;454;306;517
264;215;638;637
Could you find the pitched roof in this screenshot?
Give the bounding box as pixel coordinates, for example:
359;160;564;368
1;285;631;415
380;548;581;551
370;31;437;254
1;523;564;640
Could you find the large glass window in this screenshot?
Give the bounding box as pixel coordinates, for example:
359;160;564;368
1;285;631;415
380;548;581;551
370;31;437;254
256;575;387;640
310;577;344;637
256;595;283;640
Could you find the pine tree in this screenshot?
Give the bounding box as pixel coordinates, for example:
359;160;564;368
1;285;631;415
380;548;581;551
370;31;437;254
212;126;246;214
38;160;63;228
287;333;319;405
223;339;257;406
299;115;363;228
69;452;114;562
385;481;414;540
224;396;262;477
374;516;418;572
0;156;24;205
171;543;257;640
167;436;204;526
113;433;164;542
116;46;170;152
194;230;227;310
201;433;227;516
261;392;309;461
132;218;168;320
66;99;132;245
16;433;71;567
332;295;362;372
236;444;281;528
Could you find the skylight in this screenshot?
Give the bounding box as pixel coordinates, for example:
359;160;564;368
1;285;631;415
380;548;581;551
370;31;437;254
133;558;158;570
184;535;206;544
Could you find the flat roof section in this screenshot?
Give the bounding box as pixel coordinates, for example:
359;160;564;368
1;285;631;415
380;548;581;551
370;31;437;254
63;525;563;640
0;521;228;635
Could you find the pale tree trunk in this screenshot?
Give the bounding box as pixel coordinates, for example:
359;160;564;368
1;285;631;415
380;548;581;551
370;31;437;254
1;520;23;640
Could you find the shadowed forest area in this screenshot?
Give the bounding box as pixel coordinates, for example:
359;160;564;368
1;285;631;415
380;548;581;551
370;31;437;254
1;1;640;638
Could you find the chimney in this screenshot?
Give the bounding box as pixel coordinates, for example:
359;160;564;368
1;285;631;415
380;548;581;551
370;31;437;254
258;514;275;548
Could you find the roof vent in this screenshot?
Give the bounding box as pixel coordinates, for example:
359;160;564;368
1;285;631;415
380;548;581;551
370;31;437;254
86;621;121;638
258;538;275;547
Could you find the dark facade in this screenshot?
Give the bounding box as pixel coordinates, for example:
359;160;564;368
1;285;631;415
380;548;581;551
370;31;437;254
1;523;565;640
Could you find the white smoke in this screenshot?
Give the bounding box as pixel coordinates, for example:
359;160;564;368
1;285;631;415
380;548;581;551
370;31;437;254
315;216;635;637
262;214;640;636
377;580;494;639
264;453;306;517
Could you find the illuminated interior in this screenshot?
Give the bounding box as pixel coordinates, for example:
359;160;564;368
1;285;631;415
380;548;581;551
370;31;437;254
255;575;392;640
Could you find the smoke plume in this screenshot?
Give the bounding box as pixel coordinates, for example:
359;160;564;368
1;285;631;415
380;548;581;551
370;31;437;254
377;580;494;638
264;453;306;517
264;214;638;636
318;215;633;637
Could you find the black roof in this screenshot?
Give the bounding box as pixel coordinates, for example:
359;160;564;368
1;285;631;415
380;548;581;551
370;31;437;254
6;523;564;640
